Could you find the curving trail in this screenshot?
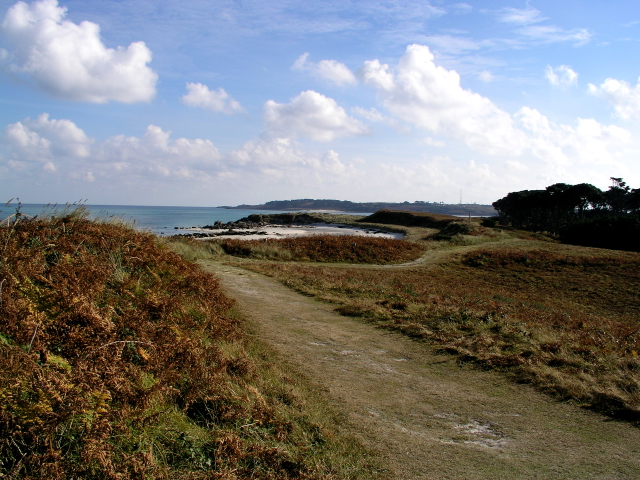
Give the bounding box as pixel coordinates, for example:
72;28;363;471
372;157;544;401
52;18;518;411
201;259;640;480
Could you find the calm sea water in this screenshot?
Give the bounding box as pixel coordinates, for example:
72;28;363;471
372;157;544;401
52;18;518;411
2;203;363;236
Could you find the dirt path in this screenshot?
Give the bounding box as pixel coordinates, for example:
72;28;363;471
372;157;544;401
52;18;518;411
201;260;640;480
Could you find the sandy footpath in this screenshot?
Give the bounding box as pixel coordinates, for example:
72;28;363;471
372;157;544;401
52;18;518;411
182;223;404;240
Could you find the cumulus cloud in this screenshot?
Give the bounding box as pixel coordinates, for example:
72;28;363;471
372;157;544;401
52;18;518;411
358;45;633;188
0;114;361;190
545;65;578;87
292;53;357;86
227;137;357;182
1;116;222;180
515;106;630;175
95;125;223;180
3;113;92;170
588;77;640;120
263;90;369;142
1;0;157;103
360;44;528;155
182;83;244;114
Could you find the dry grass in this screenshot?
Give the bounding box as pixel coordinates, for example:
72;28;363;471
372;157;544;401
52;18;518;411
240;241;640;422
0;211;381;479
213;235;424;264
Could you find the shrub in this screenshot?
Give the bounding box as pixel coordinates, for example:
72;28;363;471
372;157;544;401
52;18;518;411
481;217;499;228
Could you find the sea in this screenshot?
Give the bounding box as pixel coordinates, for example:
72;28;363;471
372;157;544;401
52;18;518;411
2;203;365;236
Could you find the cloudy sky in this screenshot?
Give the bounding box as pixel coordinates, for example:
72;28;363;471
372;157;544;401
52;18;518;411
1;0;639;206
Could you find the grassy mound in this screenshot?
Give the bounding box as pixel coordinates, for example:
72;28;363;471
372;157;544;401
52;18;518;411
0;211;374;479
358;210;463;228
215;235;424;264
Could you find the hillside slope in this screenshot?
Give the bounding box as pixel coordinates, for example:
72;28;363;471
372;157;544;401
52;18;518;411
0;210;375;479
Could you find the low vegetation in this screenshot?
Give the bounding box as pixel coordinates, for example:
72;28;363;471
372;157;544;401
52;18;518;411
0;209;380;479
233;222;640;422
7;203;638;476
213;235;424;264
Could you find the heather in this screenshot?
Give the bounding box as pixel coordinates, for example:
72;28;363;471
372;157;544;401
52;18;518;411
0;209;376;479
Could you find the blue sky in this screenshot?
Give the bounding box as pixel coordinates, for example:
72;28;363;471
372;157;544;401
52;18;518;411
1;0;639;206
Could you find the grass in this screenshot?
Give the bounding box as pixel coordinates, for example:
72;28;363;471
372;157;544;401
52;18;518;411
235;238;640;422
213;235;424;264
163;234;424;264
0;209;383;479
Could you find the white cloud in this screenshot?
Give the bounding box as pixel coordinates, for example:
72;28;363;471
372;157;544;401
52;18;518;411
4;121;51;160
3;113;92;166
351;106;403;130
96;125;223;179
263;90;369;142
1;117;223;180
588;77;640;120
478;70;495;82
1;0;157;103
182;83;244;114
515;107;630;176
357;46;634;189
361;44;528;155
498;7;545;25
0;115;361;187
422;137;445;147
545;65;578;87
517;25;591;46
292;53;357;86
227;137;357;181
352;106;387;122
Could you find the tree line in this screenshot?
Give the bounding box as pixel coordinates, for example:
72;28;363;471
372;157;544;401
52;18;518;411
492;178;640;251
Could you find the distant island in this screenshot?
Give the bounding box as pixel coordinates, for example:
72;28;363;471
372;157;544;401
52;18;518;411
220;199;496;216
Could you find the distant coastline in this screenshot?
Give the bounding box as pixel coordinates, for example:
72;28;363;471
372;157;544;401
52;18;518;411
220;199;496;216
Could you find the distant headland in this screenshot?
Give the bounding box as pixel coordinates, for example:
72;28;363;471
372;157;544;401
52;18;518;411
219;199;496;216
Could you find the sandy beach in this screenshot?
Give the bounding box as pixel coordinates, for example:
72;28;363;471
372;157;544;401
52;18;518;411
179;223;403;239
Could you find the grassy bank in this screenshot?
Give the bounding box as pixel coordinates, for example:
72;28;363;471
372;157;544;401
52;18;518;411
0;210;381;479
